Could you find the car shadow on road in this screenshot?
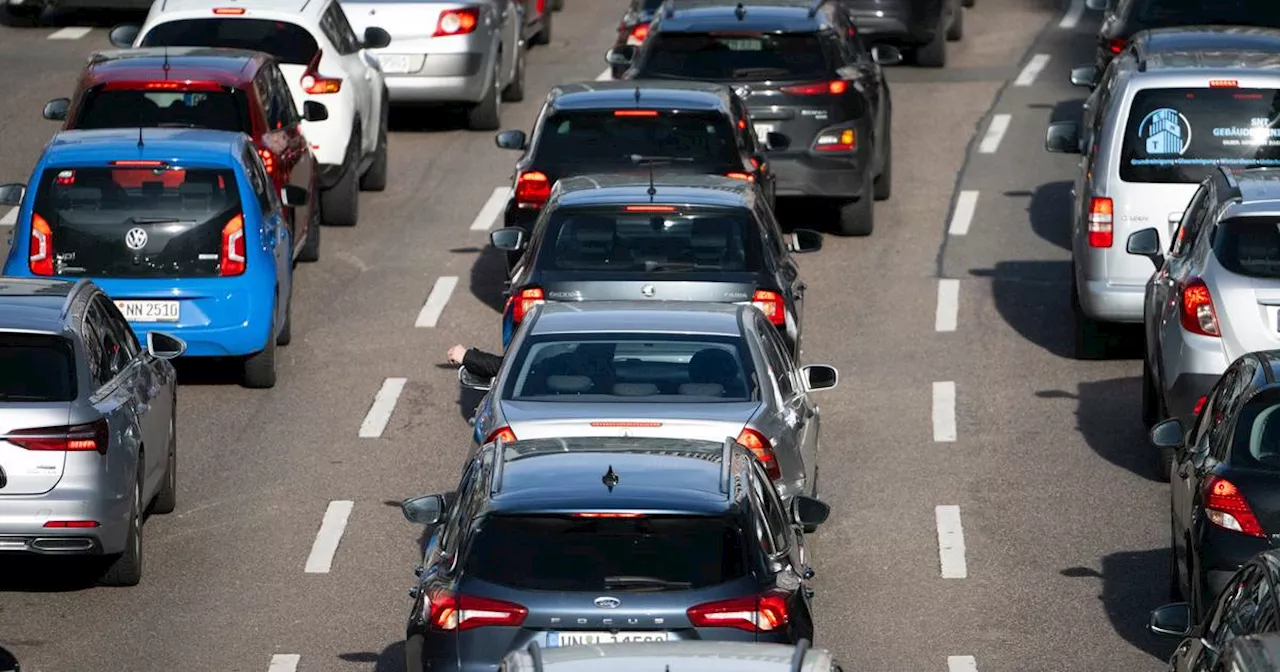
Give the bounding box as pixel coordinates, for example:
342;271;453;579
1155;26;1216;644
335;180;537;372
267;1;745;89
1005;180;1073;250
1036;376;1158;482
388;107;473;134
1061;548;1178;662
172;358;248;386
1027;97;1088;125
340;639;406;672
0;557;106;592
465;244;508;315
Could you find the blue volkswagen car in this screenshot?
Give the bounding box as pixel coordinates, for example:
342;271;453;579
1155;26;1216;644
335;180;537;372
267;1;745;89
0;128;298;388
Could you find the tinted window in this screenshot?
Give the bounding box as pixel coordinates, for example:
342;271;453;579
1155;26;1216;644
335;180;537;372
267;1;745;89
1136;0;1280;24
141;19;319;65
465;515;748;591
757;318;796;397
535;110;739;166
85;298;131;382
541;206;762;272
0;333;76;401
502;334;756;402
1212;217;1280;278
1121;88;1280;184
32;166;243;278
640;32;832;81
640;0;664;9
75;85;252;134
320;3;361;54
95;295;140;360
1229;394;1280;469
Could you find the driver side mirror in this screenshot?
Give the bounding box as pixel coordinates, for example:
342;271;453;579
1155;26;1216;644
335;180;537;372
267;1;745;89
458;366;493;392
1148;602;1193;638
1069;65;1098;88
1126;228;1165;269
790;228;822;253
401;494;445;525
281;185;308;208
1045;122;1081;154
801;365;838;392
791;495;830;528
764;132;790;151
1150;417;1185;450
871;44;903;66
606;45;636;66
302;101;328;122
146;331;187;360
490;227;527;251
495;129;527;151
43;98;70;122
362;26;392;50
0;184;25;207
108;24;141;49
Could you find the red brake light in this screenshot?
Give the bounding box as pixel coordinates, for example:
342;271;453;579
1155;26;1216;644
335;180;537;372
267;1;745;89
43;520;100;528
572;512;645;518
624;205;675;212
257;147;275;176
220;214;246;276
736;428;781;480
725;172;755;182
29;213;54;276
508;287;544;324
1107;38;1126;54
100;80;224;92
780;81;847;95
751;289;785;327
426;590;527;631
1210;79;1238;88
110;160;167;167
1087;197;1113;248
1204;476;1265;537
814;129;856;152
515;171;551;208
4;420;110;454
629;23;650;42
614;110;659;117
434;7;479;37
1194;396;1208;415
687;590;790;632
1180;277;1220;337
212;6;244;13
486;426;517;443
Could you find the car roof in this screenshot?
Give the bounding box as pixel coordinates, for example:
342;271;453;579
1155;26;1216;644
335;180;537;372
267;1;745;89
523;641;834;671
81;47;266;87
549;80;732;113
0;278;82;334
154;0;318;17
553;174;752;209
43;128;249;167
1136;26;1280;56
528;301;748;336
654;0;834;32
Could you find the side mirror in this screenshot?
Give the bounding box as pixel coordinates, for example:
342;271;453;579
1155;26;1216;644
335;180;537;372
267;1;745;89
302;101;328;122
0;644;18;672
43;98;70;122
281;185;308;208
495;129;527;151
1126;228;1164;269
1069;65;1098;88
1148;603;1193;638
146;331;187;360
0;184;25;207
801;364;838;391
870;44;903;66
606;45;636;66
791;494;831;528
790;228;823;253
1150;417;1185;450
458;366;493;392
490;227;527;251
765;132;790;151
108;24;141;49
400;494;445;525
362;26;392;50
1045;122;1081;154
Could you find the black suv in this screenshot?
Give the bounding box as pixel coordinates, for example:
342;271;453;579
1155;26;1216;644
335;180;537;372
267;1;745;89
494;80;775;237
839;0;965;68
491;174;823;355
611;0;899;236
398;436;831;672
1087;0;1280;76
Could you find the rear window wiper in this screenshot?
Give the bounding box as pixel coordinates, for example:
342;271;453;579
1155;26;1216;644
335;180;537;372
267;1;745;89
730;67;792;79
644;261;718;272
128;217;183;225
603;575;694;590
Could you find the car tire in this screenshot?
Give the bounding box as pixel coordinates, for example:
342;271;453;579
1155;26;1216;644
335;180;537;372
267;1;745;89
915;32;947;68
834;183;874;237
501;46;526;103
466;59;502;131
243;311;278;389
321;134;360;227
276;292;293;347
946;3;964;41
151;411;178;515
0;1;41;26
99;472;144;587
531;7;552;46
360;100;389;192
297;198;322;263
873;130;892;201
1070;275;1115;360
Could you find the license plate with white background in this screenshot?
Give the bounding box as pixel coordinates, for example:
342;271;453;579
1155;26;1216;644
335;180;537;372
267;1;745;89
114;300;179;323
377;55;412;74
754;123;775;142
546;631;672;647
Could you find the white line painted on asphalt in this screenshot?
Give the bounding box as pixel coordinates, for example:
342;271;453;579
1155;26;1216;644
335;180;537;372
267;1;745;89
415;276;458;328
933;381;957;442
1059;0;1085;28
268;654;301;672
595;67;613;81
469;186;512;231
358;377;407;438
1014;54;1051;87
935;279;960;332
48;27;92;40
948;655;979;672
0;208;15;226
977;114;1011;154
304;500;354;574
947;191;979;236
936;505;968;579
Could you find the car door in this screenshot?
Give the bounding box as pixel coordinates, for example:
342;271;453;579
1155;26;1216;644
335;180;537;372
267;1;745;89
322;2;378;154
755;314;814;490
1152;184;1212;378
244;146;292;315
1179;565;1270;671
81;300;148;486
95;294;166;484
1173;369;1230;593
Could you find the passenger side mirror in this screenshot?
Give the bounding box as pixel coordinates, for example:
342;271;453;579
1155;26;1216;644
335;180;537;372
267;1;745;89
1150;418;1185;450
870;44;902;66
1126;228;1164;269
146;331;187;360
606;45;636;66
43;98;70;122
0;644;18;672
791;495;831;528
1069;65;1098;88
302;101;328;122
281;185;308;208
401;494;445;526
107;24;141;49
764;132;790;151
790;228;823;253
801;365;838;391
0;184;25;207
1045;122;1081;154
1148;603;1193;638
458;366;493;392
495;129;527;150
362;26;392;50
490;227;527;251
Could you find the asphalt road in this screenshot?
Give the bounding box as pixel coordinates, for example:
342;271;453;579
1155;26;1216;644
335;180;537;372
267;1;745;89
0;0;1177;670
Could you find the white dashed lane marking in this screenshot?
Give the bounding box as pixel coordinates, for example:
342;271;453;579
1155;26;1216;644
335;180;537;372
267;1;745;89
595;67;613;81
469;186;512;231
935;505;968;579
48;27;92;40
268;654;301;672
935;279;959;332
304;500;354;574
1014;54;1051;87
947;191;979;236
948;655;979;672
977;114;1011;154
0;208;15;226
932;381;956;442
358;377;407;438
1059;0;1085;29
415;276;458;328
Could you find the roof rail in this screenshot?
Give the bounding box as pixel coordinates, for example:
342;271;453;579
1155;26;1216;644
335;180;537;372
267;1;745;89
60;279;94;319
490;437;507;496
526;641;544;672
719;436;734;496
790;639;812;672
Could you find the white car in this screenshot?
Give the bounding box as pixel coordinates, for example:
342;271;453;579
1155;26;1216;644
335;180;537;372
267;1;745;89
107;0;393;228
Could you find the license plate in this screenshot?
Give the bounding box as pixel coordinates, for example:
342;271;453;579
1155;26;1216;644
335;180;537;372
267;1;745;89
546;631;672;647
377;55;412;74
754;123;775;141
114;300;179;323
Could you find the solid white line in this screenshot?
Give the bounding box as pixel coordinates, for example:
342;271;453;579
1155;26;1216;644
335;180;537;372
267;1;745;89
415;276;458;328
0;208;14;226
268;654;301;672
936;505;968;579
935;279;960;332
48;27;92;40
1014;54;1051;87
469;186;512;231
977;114;1011;154
948;655;979;672
304;500;354;574
947;191;979;236
933;381;957;442
358;377;407;438
1059;0;1085;29
595;67;613;81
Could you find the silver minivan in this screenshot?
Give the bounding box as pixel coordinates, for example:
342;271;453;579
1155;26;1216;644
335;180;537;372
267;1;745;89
1045;26;1280;358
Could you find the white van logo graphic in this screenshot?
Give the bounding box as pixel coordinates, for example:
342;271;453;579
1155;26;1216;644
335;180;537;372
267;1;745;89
1140;108;1191;156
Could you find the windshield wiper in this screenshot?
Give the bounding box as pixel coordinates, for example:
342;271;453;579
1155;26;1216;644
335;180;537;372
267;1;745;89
603;575;693;590
128;217;182;225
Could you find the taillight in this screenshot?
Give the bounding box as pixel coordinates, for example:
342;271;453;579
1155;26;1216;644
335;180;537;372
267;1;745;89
508;287;544;324
29;213;54;276
43;520;100;528
1204;475;1265;538
301;52;341;94
736;428;781;480
1179;277;1220;337
257;148;275;176
425;589;528;631
1209;79;1239;88
687;590;790;632
780;81;848;95
725;172;755;182
220;214;246;277
1087;197;1113;248
1194;396;1208;415
751;290;785;327
515;171;551;208
434;7;479;37
486;426;516;443
1107;37;1126;54
814;128;856;152
629;23;650;42
4;419;110;455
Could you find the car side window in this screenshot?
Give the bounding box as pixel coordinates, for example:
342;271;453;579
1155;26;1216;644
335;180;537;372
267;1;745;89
79;308;109;390
1212;566;1269;648
438;457;480;559
244;147;275;214
1190;371;1232;449
1171;185;1209;257
1208;368;1240;451
269;65;301;126
322;2;362;55
256;71;285;131
95;295;140;361
753;461;791;553
754;201;788;260
83;298;128;386
760;316;798;397
745;466;774;555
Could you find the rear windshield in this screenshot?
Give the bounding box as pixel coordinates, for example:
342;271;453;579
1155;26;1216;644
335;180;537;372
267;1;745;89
1212;217;1280;279
503;333;756;402
32;166;243;278
540;206;762;273
638;32;832;81
1121;87;1280;184
1136;0;1280;25
0;333;75;402
536;110;738;166
465;515;748;592
75;86;251;134
141;19;318;66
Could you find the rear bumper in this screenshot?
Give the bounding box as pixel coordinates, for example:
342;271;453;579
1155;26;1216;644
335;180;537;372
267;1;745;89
848;1;944;44
1077;278;1144;323
1198;524;1273;611
766;152;870;200
100;281;275;358
0;489;129;556
385;54;489;104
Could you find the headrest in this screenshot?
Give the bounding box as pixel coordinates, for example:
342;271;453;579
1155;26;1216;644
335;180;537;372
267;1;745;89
571;218;615;247
179;182;214;196
678;383;725;397
59;187;102;205
691;219;730;248
613;382;659;396
546;375;593;393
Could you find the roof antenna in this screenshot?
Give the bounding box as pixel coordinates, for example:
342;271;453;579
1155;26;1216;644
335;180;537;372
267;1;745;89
137;125;144;148
163;46;171;80
734;2;745;20
602;465;619;492
633;85;641;108
646;161;656;202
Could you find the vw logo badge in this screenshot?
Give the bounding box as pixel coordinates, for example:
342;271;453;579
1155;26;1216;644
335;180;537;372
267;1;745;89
641;284;655;298
594;596;621;609
124;227;148;251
